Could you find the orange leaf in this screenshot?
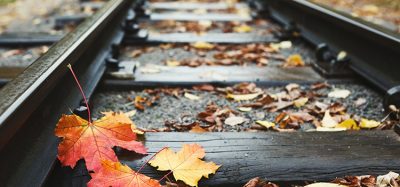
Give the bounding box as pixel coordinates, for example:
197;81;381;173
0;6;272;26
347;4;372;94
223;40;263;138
149;144;220;187
88;160;161;187
55;112;147;171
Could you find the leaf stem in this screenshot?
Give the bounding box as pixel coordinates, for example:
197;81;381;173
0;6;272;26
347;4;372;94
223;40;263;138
159;171;173;182
67;64;92;124
137;147;167;174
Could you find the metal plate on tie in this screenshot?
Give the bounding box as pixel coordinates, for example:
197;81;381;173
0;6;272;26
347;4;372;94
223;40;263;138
147;2;248;10
149;13;252;22
125;32;277;44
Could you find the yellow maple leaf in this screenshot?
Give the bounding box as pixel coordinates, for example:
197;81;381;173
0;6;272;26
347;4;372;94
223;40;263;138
294;97;308;108
256;120;275;129
283;54;305;67
233;24;253;33
336;119;360;130
359;118;380;129
191;41;214;50
149;144;220;187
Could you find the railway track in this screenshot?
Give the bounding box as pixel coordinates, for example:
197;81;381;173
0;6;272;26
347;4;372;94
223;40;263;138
0;0;399;186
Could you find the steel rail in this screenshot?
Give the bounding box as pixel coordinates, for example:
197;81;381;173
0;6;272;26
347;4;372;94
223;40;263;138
261;0;400;92
0;0;133;186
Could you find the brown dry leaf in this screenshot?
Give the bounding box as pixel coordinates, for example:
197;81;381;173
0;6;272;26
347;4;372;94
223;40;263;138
242;95;275;108
243;177;279;187
190;124;208;133
133;95;159;111
305;183;347;187
193;84;215;91
275;112;314;129
311;82;330;90
130;49;142;58
283;54;305;67
134;96;146;111
332;175;376;187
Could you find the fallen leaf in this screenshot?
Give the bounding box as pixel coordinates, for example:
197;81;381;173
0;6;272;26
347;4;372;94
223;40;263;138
283;54;305;67
130;49;142;58
238;107;252;112
88;160;161;187
359;118;380;129
354;98;367;107
55;113;147;171
270;41;292;51
332;175;376;187
193;84;215;91
125;110;137;117
185;92;201;100
190;124;208;133
285;83;300;92
243;177;279;187
233;24;253;33
256;120;275;129
191;41;214;50
134;96;147;110
321;110;338;128
377;171;399;187
224;115;246;126
294;97;308;108
328;89;351;98
305;182;347;187
227;92;261;101
149;144;220;187
336;119;360;130
279;41;292;49
103;111;144;134
242;95;274;108
166;59;181;67
311;82;329;90
267;100;293;112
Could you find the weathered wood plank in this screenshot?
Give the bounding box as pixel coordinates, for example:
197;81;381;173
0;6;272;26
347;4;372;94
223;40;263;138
46;131;400;186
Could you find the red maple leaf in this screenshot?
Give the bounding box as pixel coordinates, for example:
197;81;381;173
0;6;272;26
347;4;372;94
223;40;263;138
55;112;147;171
88;160;161;187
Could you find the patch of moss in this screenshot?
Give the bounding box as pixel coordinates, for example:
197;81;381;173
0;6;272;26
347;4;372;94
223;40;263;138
0;0;15;6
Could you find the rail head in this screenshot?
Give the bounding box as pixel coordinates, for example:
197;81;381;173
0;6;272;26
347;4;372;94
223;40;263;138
263;0;400;92
0;0;131;149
